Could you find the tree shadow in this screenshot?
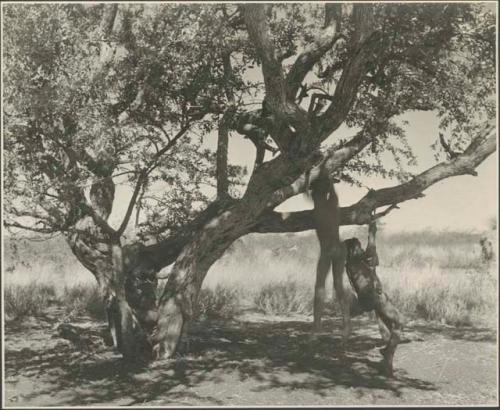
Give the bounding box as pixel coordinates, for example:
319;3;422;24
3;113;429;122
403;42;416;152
4;314;444;406
406;322;496;343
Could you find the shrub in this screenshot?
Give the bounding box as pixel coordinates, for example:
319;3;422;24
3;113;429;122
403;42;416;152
195;285;241;321
61;284;106;321
253;280;313;316
4;282;56;320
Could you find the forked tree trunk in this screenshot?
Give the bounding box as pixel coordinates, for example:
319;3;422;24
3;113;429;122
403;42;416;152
67;217;159;361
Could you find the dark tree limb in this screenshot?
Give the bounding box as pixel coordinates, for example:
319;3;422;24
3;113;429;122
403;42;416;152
267;127;376;208
98;4;119;36
217;116;230;199
241;4;307;148
286;3;343;100
316;4;380;140
241;4;287;110
216;52;235;199
116;174;146;237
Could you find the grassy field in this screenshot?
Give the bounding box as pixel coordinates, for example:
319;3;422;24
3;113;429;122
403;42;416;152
3;227;497;327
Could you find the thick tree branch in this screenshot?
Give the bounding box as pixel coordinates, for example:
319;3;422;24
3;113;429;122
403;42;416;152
253;120;496;231
266;126;376;209
241;4;307;149
316;4;379;140
137;200;235;269
241;5;287;112
125;121;495;272
98;4;119;37
80;199;119;239
286;3;343;100
92;4;121;80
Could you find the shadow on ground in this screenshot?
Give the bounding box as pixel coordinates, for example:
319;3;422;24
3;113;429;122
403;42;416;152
1;312;448;406
4;311;495;406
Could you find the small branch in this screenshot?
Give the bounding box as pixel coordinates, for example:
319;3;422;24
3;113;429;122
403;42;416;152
116;174;146;237
81;200;119;239
146;123;191;174
372;203;400;220
439;133;459;159
114;123;192;237
4;221;59;234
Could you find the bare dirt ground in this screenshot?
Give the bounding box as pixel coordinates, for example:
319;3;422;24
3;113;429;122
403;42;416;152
4;307;498;407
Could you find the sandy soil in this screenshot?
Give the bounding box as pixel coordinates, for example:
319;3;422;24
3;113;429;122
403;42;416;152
3;307;498;407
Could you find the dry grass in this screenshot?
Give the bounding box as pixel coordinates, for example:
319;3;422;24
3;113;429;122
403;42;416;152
3;228;497;326
60;284;106;321
195;285;241;321
4;282;56;321
381;264;496;326
253;279;313;315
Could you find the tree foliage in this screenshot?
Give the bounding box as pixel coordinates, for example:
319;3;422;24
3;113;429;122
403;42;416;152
4;3;495;240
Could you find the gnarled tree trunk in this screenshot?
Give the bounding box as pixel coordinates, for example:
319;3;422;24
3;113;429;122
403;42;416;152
152;202;254;359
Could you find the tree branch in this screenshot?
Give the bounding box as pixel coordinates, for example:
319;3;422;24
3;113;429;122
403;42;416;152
253;120;496;231
4;221;60;234
241;4;287;112
217;116;230;199
116;174;146;237
372;203;400;220
439;132;459;159
146;123;191;174
80;199;119;239
286;3;343;100
126;120;495;271
266;126;376;208
316;4;380;140
241;4;307;149
114;123;193;237
216;52;235;199
136;200;234;269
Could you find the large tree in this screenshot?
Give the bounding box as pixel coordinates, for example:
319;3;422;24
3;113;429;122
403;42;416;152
3;3;496;360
